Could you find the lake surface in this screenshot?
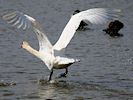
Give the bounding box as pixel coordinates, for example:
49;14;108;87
0;0;133;100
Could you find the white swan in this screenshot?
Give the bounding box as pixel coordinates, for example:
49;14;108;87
3;8;120;81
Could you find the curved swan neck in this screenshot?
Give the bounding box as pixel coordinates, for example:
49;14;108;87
24;45;40;58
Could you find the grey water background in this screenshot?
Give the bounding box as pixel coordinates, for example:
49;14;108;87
0;0;133;99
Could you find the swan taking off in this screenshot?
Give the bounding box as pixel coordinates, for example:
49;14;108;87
3;8;120;81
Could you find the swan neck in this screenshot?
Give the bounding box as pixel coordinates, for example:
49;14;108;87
24;45;39;58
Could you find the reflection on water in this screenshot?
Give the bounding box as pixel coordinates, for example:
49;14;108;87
0;0;133;100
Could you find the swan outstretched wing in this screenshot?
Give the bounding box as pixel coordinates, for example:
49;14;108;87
53;15;81;51
53;8;120;51
3;11;53;53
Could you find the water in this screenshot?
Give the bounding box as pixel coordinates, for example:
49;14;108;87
0;0;133;99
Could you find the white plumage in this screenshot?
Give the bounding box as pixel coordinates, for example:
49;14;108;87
3;8;120;81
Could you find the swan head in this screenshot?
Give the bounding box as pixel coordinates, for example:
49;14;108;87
20;41;29;49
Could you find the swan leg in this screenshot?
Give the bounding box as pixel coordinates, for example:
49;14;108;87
63;68;68;76
56;68;68;78
48;69;53;81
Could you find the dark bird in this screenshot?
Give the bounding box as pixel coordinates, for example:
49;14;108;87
103;20;124;37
